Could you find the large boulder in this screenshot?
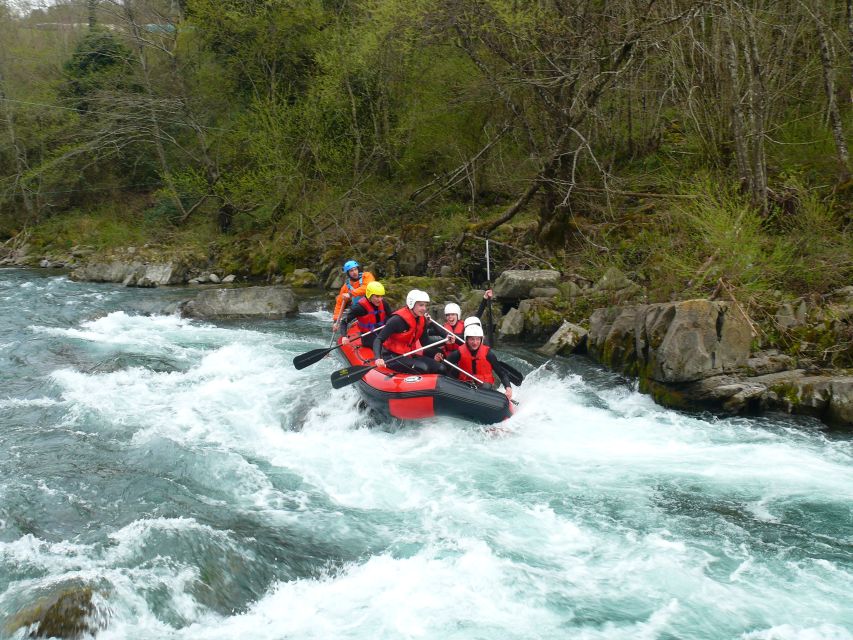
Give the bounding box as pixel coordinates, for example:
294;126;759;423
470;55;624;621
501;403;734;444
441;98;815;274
539;321;588;356
181;286;298;319
70;261;187;287
588;299;752;383
285;269;320;288
493;269;561;301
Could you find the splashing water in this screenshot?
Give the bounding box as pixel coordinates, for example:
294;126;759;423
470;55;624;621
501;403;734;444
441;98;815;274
0;269;851;639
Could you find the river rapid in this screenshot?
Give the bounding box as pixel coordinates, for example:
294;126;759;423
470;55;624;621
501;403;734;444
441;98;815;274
1;268;851;640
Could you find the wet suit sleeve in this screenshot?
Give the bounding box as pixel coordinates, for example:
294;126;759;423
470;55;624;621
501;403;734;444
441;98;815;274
475;297;488;319
445;350;462;366
487;350;511;388
372;315;408;355
340;304;367;334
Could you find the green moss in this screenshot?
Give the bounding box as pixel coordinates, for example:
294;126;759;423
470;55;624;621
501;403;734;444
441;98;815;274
640;378;689;409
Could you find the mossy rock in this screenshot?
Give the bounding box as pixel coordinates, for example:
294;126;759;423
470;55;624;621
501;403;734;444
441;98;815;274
380;276;467;309
640;377;689;409
6;586;108;639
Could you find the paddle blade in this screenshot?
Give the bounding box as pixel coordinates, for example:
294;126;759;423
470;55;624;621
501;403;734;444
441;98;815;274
292;347;332;370
330;364;374;389
497;360;524;386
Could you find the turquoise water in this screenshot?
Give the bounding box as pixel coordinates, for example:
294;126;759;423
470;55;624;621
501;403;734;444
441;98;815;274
1;268;851;639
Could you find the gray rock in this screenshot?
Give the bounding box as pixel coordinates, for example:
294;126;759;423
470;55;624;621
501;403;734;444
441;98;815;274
70;261;187;286
222;274;237;283
208;273;221;284
558;281;583;298
439;265;453;277
592;266;634;292
539;321;588;356
182;285;298;319
529;287;560;298
325;270;345;290
743;350;797;376
775;302;807;328
499;307;525;339
588;299;752;383
493;269;561;300
285;268;320;288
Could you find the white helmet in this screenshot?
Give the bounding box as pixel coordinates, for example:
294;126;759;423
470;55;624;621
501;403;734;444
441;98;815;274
464;324;484;339
406;289;430;309
444;302;461;317
463;316;482;328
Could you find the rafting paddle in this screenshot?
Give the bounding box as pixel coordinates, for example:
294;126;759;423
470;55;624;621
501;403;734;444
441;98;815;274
428;317;524;387
330;338;449;389
293;326;382;370
495;359;524;386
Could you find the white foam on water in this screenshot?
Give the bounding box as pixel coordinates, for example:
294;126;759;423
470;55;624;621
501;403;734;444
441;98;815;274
9;307;852;638
0;396;60;408
741;624;853;640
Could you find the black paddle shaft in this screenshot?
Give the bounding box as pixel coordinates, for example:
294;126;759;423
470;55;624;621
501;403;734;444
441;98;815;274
292;327;381;370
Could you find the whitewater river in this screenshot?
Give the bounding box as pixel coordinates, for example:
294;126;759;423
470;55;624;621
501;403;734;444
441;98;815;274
1;268;851;639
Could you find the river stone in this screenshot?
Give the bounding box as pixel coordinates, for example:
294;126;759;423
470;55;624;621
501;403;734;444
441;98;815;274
588;299;752;383
493;269;561;300
181;286;298;319
70;261;186;286
539;321;588;356
285;269;320;288
764;374;853;426
743;350;797;376
499;307;525;339
6;586;108;640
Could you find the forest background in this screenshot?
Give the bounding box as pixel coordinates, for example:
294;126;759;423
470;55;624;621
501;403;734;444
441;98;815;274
1;0;852;362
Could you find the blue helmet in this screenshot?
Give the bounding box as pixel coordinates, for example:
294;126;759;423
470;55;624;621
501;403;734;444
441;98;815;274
342;259;360;273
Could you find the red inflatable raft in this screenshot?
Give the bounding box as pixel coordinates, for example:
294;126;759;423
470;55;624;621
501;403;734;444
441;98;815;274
336;326;514;424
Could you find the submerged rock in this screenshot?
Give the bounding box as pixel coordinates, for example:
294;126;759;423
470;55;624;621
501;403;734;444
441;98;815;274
6;586;109;639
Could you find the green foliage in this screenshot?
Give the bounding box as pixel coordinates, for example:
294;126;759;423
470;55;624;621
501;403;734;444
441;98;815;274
61;29;133;111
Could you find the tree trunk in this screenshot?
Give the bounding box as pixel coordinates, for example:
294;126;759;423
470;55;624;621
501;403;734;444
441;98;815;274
0;70;36;221
88;0;98;30
724;17;751;192
815;9;851;182
744;12;768;212
123;2;188;222
848;0;853;102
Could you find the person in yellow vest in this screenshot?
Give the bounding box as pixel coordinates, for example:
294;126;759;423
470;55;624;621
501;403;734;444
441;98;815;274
339;281;392;344
444;324;512;400
332;259;375;332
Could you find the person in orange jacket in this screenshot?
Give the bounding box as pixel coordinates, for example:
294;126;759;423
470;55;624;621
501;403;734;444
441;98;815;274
332;259;375;332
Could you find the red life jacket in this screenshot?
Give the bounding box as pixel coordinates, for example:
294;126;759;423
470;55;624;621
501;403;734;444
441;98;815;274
457;344;495;385
382;307;425;355
443;320;464;354
356;298;388;333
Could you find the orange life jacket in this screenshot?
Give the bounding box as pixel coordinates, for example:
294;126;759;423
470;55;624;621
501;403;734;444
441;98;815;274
356;298;388;333
382;307;425;356
457;344;495;385
443;320;464;354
